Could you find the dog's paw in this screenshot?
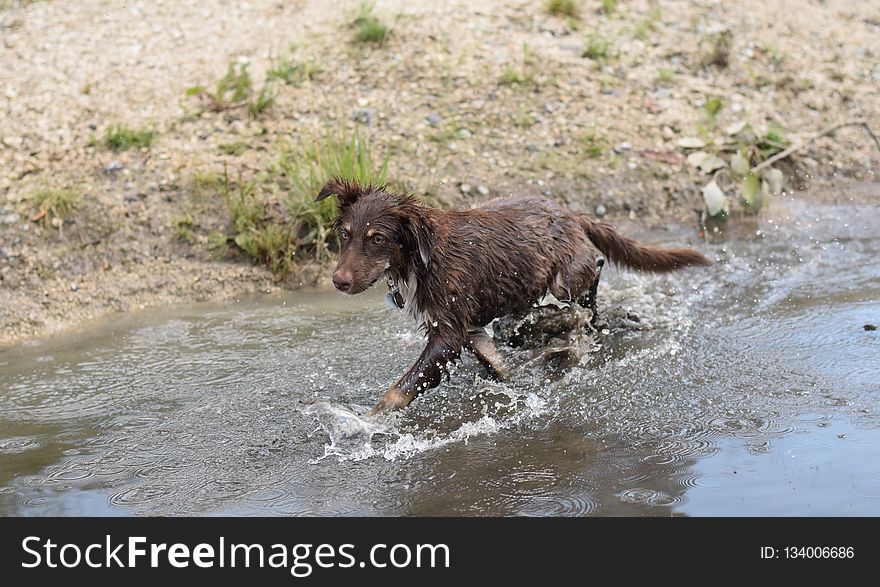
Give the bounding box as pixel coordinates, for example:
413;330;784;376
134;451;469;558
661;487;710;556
367;386;413;415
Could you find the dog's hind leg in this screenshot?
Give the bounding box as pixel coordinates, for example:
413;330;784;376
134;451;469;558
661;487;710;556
466;327;507;380
577;256;604;328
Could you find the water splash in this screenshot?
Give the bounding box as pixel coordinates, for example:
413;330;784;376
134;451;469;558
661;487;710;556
302;387;550;462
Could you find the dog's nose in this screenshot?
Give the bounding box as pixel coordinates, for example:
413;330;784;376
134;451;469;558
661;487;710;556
332;270;353;292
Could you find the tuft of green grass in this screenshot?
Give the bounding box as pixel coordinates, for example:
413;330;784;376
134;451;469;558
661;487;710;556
219;63;251;102
217;169;296;275
267;55;322;86
764;128;786;148
214;128;390;277
498;66;536;87
545;0;578;18
702;29;732;68
498;43;540;88
247;86;274;118
599;0;616;15
172;213;197;244
579;128;606;158
187;62;275;117
582;32;612;60
514;106;536;128
632;21;648;40
657;67;675;86
703;97;723;125
759;124;790;157
277;129;389;262
207;230;230;257
758;42;784;70
352;2;390;46
103;124;156;151
634;7;662;39
0;0;38;9
219;140;249;156
428;117;464;144
191;171;224;192
26;187;80;227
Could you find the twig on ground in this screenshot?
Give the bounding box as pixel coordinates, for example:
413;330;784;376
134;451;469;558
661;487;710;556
753;120;880;172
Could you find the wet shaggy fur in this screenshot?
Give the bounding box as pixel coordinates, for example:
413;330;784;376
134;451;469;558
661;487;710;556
316;178;710;413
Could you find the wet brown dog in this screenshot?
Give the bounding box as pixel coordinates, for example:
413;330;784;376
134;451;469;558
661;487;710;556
316;178;710;413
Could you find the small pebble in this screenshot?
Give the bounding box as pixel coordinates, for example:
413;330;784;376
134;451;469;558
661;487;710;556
595;204;607;217
70;282;79;291
352;108;376;126
864;324;877;331
460;183;472;194
476;185;489;196
104;161;124;173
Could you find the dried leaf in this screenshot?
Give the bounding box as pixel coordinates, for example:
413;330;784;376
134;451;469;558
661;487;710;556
702;179;726;217
687;151;709;168
730;153;750;177
765;168;784;194
725;120;748;136
739;172;762;213
677;137;706;149
699;155;727;173
733;125;758;145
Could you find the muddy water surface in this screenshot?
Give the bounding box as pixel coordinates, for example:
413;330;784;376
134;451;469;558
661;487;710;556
1;194;878;515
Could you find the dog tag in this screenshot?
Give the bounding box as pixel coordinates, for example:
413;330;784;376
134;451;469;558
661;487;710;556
386;290;404;310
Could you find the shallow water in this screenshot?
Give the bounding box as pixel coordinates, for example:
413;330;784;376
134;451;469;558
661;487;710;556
1;194;878;516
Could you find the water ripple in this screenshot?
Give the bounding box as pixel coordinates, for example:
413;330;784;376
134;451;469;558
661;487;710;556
1;198;879;515
617;488;680;507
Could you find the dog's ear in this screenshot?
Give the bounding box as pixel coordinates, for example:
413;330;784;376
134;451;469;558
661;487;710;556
403;214;434;270
315;177;362;207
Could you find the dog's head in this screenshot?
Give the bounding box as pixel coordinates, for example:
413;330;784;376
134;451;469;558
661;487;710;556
316;178;433;295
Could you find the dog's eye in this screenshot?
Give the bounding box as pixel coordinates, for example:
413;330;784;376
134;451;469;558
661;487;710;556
372;235;385;245
339;229;349;240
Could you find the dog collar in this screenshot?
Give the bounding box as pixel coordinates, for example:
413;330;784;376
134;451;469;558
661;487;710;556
386;278;405;310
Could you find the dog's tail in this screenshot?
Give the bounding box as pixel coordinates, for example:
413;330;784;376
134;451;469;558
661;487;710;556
582;218;711;272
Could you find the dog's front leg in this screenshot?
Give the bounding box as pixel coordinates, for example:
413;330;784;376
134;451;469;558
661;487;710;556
466;327;507;380
369;332;463;413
